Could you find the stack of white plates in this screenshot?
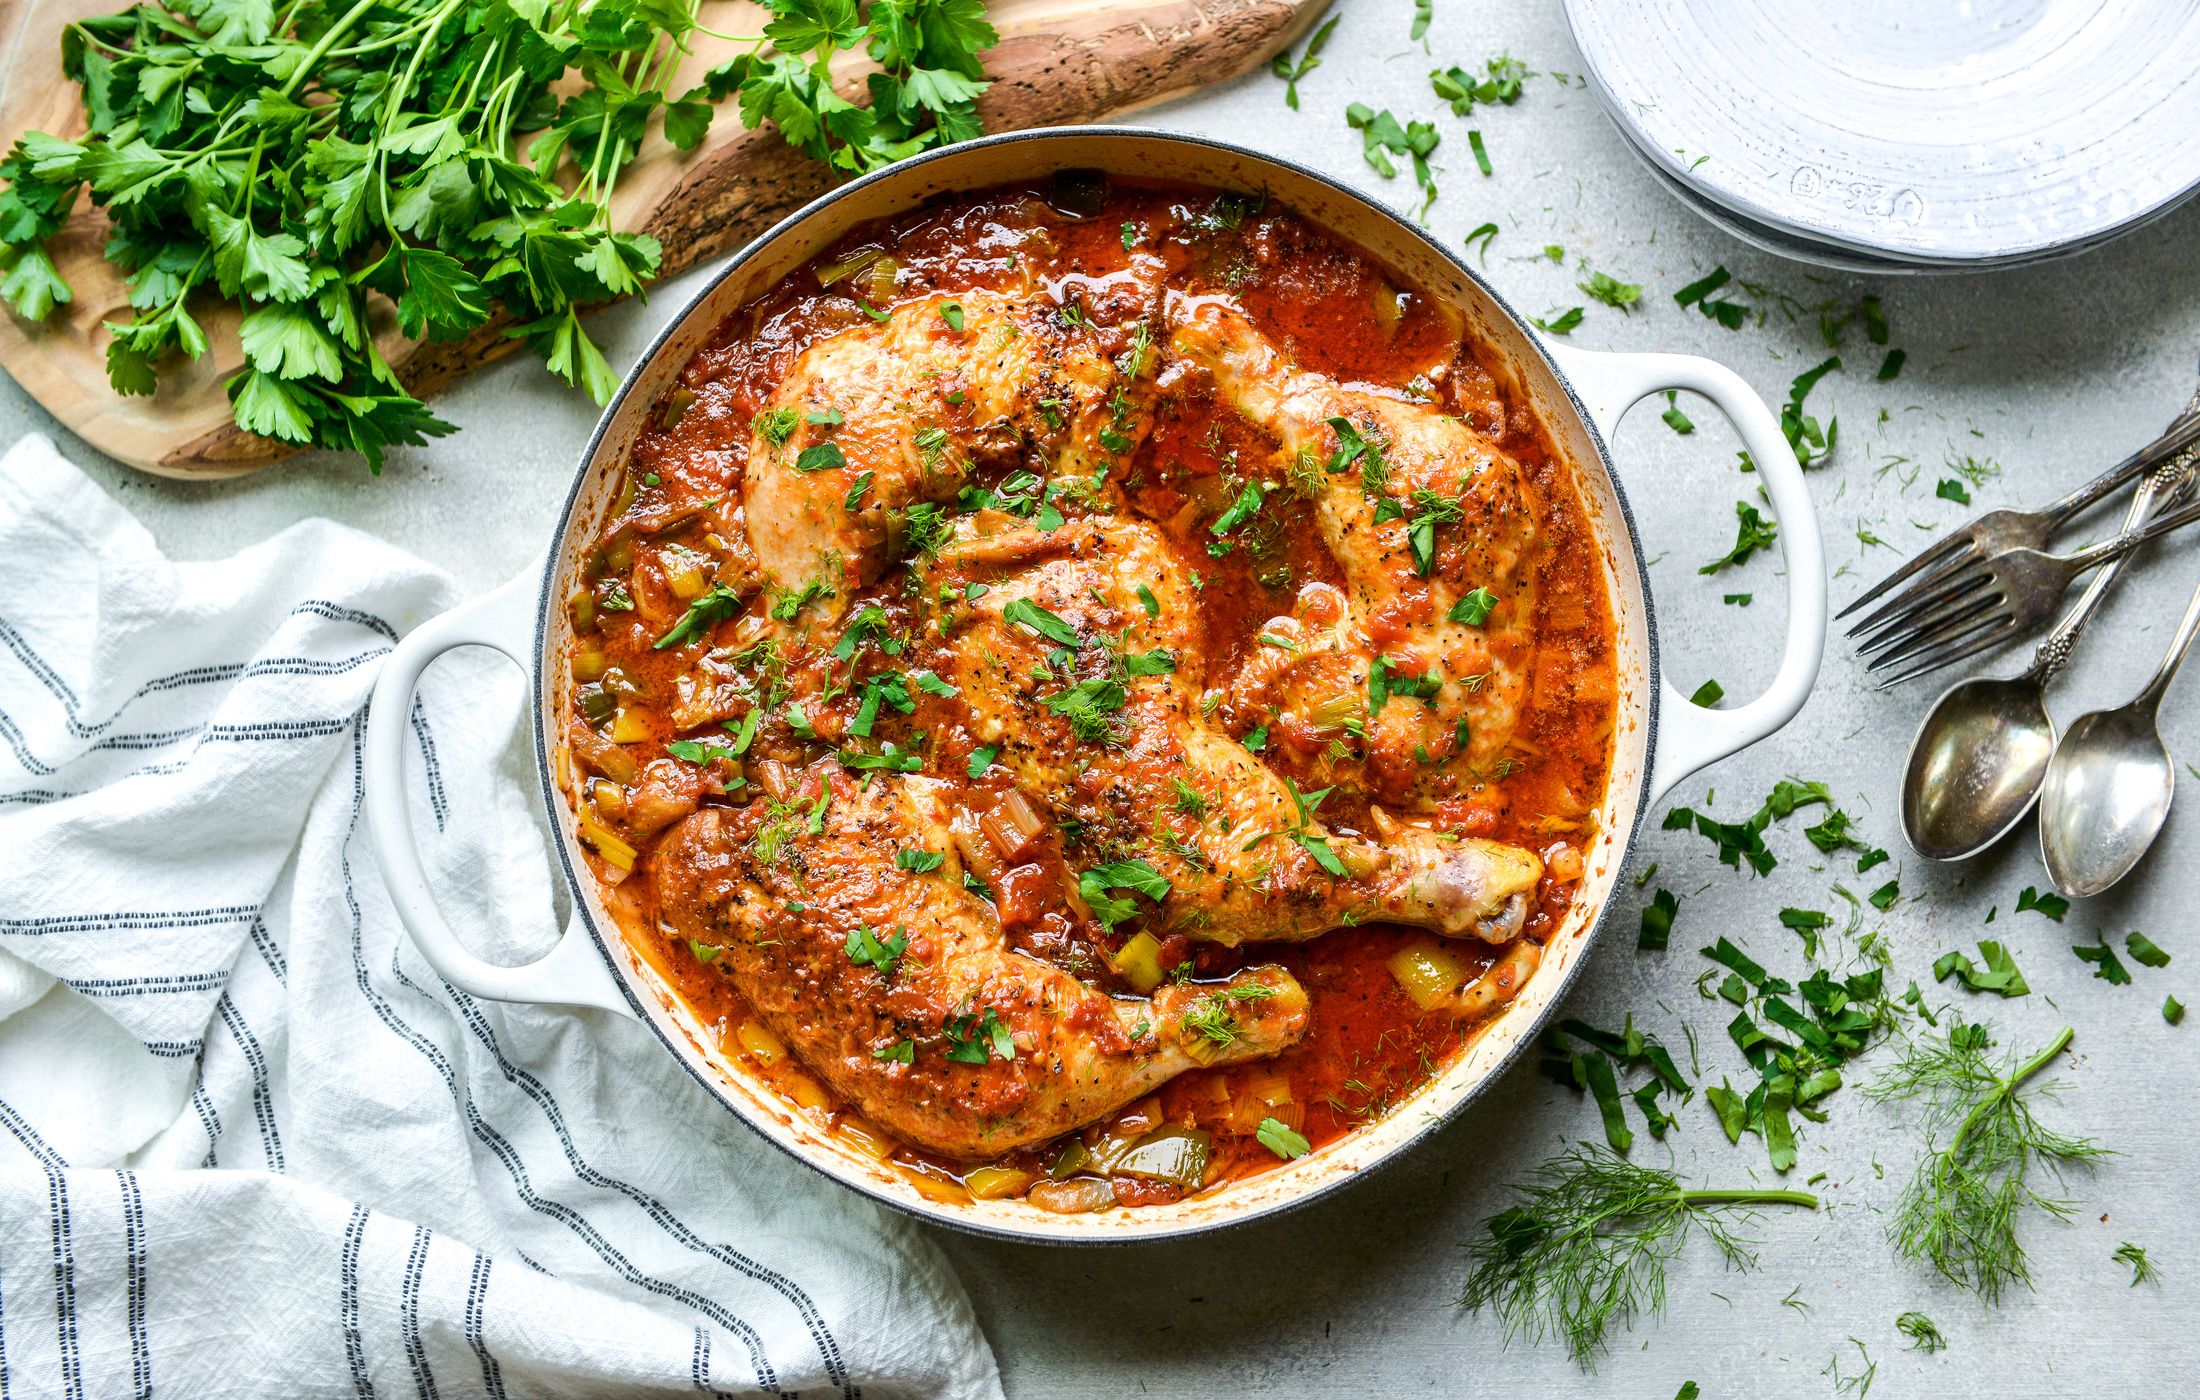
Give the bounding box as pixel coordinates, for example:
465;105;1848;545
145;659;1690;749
1563;0;2200;272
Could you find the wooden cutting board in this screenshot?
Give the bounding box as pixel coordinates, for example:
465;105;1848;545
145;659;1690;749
0;0;1323;478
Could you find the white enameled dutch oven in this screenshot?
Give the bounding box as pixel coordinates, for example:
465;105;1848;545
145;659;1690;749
363;128;1826;1243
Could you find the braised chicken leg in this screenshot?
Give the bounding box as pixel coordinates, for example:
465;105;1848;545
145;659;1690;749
653;766;1308;1158
920;517;1542;944
1169;296;1541;805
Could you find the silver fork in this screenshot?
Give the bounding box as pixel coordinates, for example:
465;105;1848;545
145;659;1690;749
1855;481;2200;685
1839;409;2200;628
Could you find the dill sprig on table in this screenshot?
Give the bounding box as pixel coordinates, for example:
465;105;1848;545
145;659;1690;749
1458;1147;1818;1365
1868;1022;2106;1303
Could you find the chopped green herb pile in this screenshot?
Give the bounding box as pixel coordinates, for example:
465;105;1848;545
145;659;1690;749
1459;1147;1817;1362
0;0;998;466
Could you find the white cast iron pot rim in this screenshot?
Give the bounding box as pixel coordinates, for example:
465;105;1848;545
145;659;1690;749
530;126;1665;1247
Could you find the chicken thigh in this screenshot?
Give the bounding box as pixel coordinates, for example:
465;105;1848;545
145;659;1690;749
743;289;1154;614
918;516;1542;945
1168;295;1541;805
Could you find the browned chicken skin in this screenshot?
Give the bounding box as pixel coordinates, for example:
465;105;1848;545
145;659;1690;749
653;770;1308;1158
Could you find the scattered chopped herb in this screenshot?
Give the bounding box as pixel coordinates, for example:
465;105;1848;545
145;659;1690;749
1533;306;1585;335
654;584;743;650
1661;392;1695;434
939;301;965;332
1935;478;1972;505
1578;270;1641;311
1257;1116;1312;1159
1449;587;1498;625
1933;942;2030;997
2072;940;2132;985
1468;128;1492;176
895;849;945;873
1270;12;1341;110
1699;501;1779;574
2016;886;2070;921
1877;349;1907;381
1078;859;1171;930
1001;597;1081;648
1464;221;1500;263
944;1006;1015;1064
1638;888;1678;951
793;442;847;474
1689;679;1725;708
844;470;875;510
2166;994;2186;1025
966;744;998;778
2126;932;2170;968
843;924;908;978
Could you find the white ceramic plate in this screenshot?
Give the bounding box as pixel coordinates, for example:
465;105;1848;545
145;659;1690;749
1565;0;2200;269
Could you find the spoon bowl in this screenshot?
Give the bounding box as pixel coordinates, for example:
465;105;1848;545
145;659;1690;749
2039;705;2176;896
1901;674;2058;860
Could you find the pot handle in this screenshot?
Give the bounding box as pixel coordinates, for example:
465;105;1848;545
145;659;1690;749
364;567;635;1019
1545;345;1827;803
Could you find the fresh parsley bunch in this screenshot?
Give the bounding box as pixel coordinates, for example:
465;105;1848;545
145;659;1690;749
0;0;996;469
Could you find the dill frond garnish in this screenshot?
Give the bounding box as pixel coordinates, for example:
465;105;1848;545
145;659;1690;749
1458;1148;1817;1365
1867;1023;2105;1303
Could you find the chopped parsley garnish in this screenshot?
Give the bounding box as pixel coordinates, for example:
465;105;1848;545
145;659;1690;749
1467;129;1492;176
1430;54;1531;115
911;670;958;697
1211;481;1266;535
2127;932;2170;968
1270;12;1340;109
2071;940;2131;985
1135;584;1161;618
1345;103;1441;214
895;849;945;873
687;940;722;965
1257;1116;1311;1159
2015;886;2069;921
806;408;844;427
1935;478;1972;505
844;471;875;510
1698;501;1778;574
966;744;999;778
1578;270;1640;310
939;301;965;332
1781;356;1841;467
1533;306;1584;334
665;738;736;765
1464;222;1500;263
2166;995;2186;1025
1001;597;1082;647
793;442;847;473
1933;941;2029;997
1673;265;1749;329
836;742;922;773
653;584;742;650
944;1007;1015;1064
1078;858;1172;931
843;924;908;978
872;1039;914;1064
1369;654;1441;716
1660;392;1695;434
1638;888;1678;951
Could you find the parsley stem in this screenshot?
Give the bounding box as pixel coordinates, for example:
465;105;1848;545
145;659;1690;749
277;0;387;99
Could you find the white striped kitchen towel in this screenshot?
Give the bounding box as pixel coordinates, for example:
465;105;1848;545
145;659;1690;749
0;433;1002;1399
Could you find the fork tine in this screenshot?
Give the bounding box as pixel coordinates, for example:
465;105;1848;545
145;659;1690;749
1848;565;1992;649
1856;588;2001;664
1835;531;1979;621
1842;548;1989;639
1870;616;2021;688
1856;594;2015;669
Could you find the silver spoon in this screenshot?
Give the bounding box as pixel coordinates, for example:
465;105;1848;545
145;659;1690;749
1901;445;2199;861
2037;574;2200;895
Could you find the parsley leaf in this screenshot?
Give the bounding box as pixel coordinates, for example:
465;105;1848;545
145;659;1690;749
1257;1116;1311;1159
843;924;908;978
1698;501;1778;574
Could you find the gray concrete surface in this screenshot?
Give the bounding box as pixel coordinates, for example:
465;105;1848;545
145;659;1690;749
10;2;2196;1394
